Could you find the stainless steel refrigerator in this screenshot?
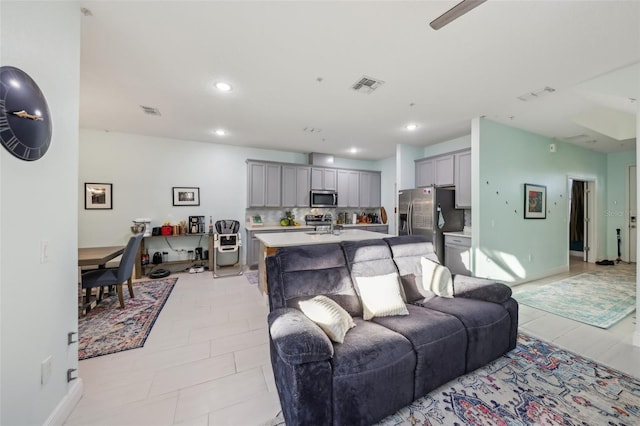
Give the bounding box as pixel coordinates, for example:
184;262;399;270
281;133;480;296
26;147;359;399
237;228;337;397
398;187;464;263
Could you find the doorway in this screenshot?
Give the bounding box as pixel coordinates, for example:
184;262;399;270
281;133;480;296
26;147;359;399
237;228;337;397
568;177;596;264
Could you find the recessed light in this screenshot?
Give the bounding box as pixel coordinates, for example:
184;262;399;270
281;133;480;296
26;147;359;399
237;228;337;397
405;124;418;131
349;147;358;154
214;129;226;136
215;81;232;92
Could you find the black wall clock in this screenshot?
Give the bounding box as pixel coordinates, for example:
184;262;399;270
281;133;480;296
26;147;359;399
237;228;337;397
0;66;52;161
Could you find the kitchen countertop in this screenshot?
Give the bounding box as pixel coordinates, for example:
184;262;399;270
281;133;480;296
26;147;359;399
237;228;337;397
246;223;388;231
443;231;472;238
255;229;392;247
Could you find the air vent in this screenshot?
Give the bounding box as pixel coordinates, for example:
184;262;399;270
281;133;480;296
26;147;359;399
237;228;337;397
351;75;385;94
140;105;161;116
517;86;555;102
563;134;590;141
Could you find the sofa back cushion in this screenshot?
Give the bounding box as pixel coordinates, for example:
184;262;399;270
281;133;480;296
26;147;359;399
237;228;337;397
384;236;440;301
267;243;363;316
341;239;399;280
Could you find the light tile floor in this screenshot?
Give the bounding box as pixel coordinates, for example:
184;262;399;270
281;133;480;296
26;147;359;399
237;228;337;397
66;259;639;425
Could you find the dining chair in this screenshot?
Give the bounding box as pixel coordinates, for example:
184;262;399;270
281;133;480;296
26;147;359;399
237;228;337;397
81;233;143;309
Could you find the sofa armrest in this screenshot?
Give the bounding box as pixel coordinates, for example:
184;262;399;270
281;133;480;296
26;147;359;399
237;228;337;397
268;308;334;366
452;275;512;304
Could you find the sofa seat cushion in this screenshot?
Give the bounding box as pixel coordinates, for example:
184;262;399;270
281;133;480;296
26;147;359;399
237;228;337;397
332;318;414;376
417;297;512;372
372;304;467;397
331;318;416;425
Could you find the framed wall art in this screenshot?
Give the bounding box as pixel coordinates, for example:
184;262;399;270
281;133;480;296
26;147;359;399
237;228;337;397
173;187;200;206
85;183;113;210
524;183;546;219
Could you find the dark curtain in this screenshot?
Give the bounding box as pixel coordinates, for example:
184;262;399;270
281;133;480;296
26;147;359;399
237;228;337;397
570;181;584;242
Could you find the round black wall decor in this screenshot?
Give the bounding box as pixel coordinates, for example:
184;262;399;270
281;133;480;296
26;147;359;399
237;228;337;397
0;66;52;161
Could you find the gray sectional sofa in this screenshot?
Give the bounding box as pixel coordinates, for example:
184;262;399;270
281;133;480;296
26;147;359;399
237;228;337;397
266;235;518;426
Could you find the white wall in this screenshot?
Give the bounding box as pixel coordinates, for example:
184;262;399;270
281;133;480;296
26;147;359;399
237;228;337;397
1;1;81;424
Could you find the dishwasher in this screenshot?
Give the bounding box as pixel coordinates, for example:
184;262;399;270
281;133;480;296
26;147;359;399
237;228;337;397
444;235;471;275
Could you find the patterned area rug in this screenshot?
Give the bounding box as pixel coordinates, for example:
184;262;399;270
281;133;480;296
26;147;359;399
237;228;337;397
514;264;636;328
377;333;640;425
78;277;177;360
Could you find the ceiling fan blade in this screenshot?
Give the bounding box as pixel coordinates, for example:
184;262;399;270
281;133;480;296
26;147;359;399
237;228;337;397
430;0;488;30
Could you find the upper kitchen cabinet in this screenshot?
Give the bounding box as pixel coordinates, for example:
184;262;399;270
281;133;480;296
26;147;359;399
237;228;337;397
247;160;281;207
415;158;434;187
359;171;382;208
434;155;454;186
337;169;360;207
454;150;471;208
311;167;337;191
282;165;311;207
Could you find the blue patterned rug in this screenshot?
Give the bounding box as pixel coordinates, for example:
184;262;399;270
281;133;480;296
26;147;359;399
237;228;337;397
378;333;640;425
78;277;176;360
514;265;636;328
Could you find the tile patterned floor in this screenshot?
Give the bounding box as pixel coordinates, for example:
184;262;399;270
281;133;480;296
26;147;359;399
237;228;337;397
65;259;639;425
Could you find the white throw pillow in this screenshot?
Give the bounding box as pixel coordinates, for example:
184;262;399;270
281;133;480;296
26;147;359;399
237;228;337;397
421;257;454;298
298;295;356;343
354;272;409;320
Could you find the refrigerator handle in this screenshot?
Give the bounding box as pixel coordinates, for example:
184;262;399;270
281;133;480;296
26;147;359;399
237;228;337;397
408;201;413;235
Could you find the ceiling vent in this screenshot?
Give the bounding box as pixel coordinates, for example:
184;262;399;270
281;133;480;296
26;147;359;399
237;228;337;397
140;105;161;116
517;86;556;102
351;75;385;94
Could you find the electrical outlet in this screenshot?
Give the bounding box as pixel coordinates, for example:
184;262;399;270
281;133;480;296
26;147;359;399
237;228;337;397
41;356;52;385
40;240;49;263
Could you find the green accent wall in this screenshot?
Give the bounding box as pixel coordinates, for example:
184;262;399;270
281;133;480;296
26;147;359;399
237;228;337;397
474;118;609;283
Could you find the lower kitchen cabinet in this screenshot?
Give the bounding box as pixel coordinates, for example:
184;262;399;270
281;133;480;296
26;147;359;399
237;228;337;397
246;228;309;268
444;234;471;275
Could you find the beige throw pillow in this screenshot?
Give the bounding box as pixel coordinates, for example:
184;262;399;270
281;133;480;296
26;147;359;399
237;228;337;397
354;272;409;320
421;257;454;298
298;295;356;343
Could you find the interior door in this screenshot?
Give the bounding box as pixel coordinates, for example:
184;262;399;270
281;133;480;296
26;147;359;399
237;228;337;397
629;165;636;262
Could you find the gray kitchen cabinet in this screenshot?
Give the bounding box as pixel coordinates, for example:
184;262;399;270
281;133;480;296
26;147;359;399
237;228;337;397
282;165;310;207
347;170;360;207
454;150;471;208
359;171;381;208
337;170;360;208
444;234;471;275
247;161;280;207
311;167;337;190
347;225;388;233
415;158;435;187
359;172;371;207
434;154;454;186
265;163;282;207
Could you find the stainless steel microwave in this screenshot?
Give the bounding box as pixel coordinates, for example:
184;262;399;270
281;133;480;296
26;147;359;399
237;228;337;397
310;190;338;208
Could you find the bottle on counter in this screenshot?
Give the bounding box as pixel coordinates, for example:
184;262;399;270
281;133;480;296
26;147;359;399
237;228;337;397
209;216;214;234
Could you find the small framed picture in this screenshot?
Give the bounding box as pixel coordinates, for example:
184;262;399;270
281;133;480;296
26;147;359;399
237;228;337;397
524;183;546;219
173;187;200;206
85;183;113;210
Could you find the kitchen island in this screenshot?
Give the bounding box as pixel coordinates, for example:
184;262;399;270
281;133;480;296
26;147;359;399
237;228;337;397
255;229;392;293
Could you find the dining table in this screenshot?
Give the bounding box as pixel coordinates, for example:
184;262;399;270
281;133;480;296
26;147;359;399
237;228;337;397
78;245;125;312
78;245;125;268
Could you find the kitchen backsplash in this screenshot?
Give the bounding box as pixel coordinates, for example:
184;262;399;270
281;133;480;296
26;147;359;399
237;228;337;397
246;207;382;225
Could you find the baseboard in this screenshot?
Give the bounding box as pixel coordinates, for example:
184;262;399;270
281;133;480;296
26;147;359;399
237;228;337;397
44;378;83;426
510;265;568;286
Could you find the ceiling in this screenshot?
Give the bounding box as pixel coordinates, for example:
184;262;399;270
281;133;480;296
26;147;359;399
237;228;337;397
79;1;640;161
